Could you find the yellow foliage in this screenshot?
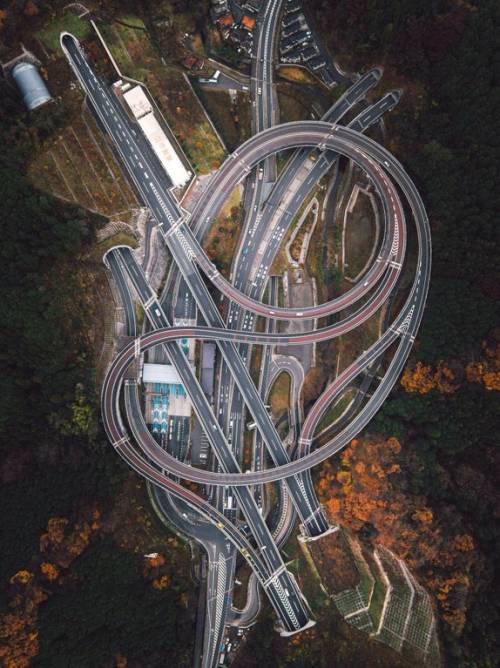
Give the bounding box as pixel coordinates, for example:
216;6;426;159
336;471;351;485
40;517;69;551
9;571;33;586
483;371;500;391
401;361;435;393
464;336;500;390
401;361;459;394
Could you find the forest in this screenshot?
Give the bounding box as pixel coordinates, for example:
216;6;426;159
308;0;499;665
0;54;195;668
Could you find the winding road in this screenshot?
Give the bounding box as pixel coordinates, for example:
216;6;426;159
61;20;430;666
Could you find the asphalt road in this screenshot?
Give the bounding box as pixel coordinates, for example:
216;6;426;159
61;25;430;653
96;119;430;485
61;32;315;634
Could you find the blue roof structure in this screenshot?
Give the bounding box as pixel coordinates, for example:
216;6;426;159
12;62;52;111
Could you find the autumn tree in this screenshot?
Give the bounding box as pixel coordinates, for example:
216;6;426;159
317;436;479;634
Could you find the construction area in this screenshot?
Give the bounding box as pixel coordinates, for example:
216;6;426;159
301;528;441;666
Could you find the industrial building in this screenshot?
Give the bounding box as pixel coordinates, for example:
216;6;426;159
122;85;191;188
11;61;52;111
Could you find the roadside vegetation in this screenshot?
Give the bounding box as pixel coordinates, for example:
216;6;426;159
309;1;500;665
37;12;90;51
268;372;291;421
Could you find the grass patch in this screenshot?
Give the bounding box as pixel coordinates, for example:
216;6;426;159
38;13;90;52
299;552;331;613
203;187;242;276
191;85;251;153
268;372;291;420
278;281;285;307
277;83;313;123
315;389;356;434
278;65;317;84
368;569;387;627
28;109;138;217
250;345;263;386
117;15;146;29
344;188;377;279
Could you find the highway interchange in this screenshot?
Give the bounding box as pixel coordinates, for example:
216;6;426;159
61;6;430;665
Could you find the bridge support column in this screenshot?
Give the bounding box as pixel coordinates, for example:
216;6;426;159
298;504;338;541
277;618;316;637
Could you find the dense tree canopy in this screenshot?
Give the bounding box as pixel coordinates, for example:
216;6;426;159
308;1;499;665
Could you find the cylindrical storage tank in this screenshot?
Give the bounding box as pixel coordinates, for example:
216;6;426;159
11;61;52;111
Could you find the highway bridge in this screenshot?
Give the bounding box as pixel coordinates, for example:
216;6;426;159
61;18;430;667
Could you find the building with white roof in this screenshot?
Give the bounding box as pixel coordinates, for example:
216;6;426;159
122;85;191;188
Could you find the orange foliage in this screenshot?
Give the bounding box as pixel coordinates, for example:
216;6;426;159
39;513;98;569
144;554;165;570
412;508;434;524
9;571;33;586
152;574;171;590
404;333;500;394
453;534;474;552
429;572;470;634
0;580;46;667
466;337;500;390
482;371;500;390
317;435;478;633
401;361;435;393
142;553;166;580
401;360;460;394
0;508;100;666
40;562;59;582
